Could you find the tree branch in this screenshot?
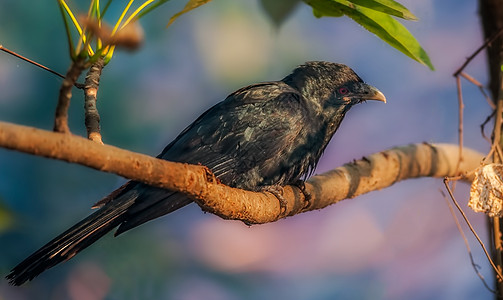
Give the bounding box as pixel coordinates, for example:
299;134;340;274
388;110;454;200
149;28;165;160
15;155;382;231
53;59;86;133
84;57;105;144
0;120;484;224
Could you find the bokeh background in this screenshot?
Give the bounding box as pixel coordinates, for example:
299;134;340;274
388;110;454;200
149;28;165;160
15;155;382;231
0;0;496;299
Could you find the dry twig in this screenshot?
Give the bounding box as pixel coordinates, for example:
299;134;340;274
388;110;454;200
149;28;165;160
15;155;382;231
441;189;496;293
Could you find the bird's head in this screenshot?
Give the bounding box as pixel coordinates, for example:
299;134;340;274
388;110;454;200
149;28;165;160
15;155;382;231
283;61;386;116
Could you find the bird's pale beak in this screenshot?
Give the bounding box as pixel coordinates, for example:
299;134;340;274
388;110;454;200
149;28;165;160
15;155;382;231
364;86;386;103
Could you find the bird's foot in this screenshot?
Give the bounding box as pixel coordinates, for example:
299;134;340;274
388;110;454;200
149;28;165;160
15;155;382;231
261;185;287;217
293;180;312;209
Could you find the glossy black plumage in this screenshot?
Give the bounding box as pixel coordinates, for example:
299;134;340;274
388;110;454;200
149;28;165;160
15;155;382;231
7;61;385;285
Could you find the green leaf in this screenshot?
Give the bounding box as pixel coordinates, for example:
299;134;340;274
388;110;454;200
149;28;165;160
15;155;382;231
305;0;434;70
347;0;418;20
100;0;114;19
167;0;212;27
260;0;302;27
310;2;344;17
309;0;416;19
136;0;172;20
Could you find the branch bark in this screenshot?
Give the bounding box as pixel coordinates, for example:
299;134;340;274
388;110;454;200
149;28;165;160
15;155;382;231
84;57;104;144
0;120;484;224
53;59;86;133
479;0;503;102
479;1;503;296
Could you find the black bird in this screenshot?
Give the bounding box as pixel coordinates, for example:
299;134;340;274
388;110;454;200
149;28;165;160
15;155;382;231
7;61;385;285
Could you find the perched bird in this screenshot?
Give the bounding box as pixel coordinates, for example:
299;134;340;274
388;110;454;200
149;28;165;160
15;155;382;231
7;61;385;285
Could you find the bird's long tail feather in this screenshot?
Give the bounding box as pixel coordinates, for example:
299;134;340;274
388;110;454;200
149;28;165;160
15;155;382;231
6;198;133;286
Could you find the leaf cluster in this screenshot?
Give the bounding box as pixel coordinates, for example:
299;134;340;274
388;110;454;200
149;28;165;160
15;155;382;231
59;0;432;69
262;0;434;70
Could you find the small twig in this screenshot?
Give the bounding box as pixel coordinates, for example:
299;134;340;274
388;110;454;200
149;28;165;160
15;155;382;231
481;111;496;143
53;59;86;134
440;189;496;293
484;143;503;165
84;57;105;144
0;45;84;88
455;76;464;172
461;72;496;109
443;177;503;282
496;145;503;164
483;143;496;164
453;27;503;77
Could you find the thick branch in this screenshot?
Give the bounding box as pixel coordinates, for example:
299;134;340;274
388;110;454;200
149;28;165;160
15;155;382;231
0;121;484;224
479;0;503;101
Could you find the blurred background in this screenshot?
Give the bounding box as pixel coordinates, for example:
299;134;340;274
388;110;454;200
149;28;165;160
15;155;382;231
0;0;495;299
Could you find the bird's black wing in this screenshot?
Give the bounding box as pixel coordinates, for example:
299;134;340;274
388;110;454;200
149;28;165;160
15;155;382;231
159;81;312;187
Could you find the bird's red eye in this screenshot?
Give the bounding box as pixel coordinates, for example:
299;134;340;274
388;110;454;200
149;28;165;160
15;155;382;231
338;87;349;95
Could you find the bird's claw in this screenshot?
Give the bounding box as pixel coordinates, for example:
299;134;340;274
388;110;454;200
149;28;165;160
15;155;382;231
261;185;288;217
293;180;312;209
